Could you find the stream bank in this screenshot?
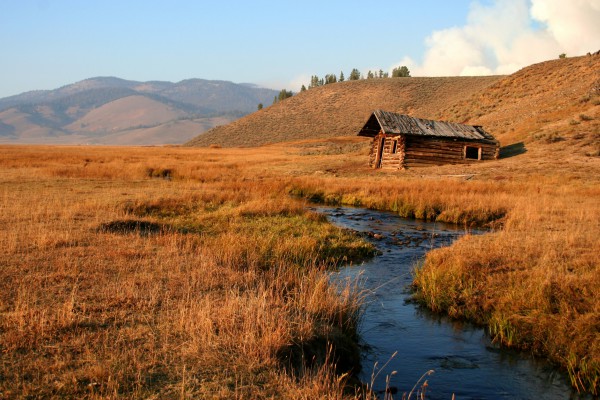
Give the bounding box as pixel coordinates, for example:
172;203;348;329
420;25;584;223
315;206;578;399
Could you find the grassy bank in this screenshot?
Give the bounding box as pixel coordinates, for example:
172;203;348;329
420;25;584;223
288;177;509;227
286;160;599;395
412;190;600;394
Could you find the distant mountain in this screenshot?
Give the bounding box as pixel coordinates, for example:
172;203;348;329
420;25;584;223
0;77;278;145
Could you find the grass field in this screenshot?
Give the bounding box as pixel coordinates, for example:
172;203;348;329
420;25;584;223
0;145;377;398
1;137;598;397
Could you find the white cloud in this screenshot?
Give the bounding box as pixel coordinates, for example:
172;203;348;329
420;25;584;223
391;0;600;77
258;74;309;93
287;74;311;92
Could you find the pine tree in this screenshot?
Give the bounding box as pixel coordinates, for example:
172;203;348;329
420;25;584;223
277;89;293;102
309;75;321;89
339;71;345;82
257;103;263;110
392;66;411;77
300;85;307;92
349;68;361;80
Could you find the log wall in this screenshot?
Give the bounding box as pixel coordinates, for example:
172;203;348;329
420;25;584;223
368;134;499;169
403;136;498;168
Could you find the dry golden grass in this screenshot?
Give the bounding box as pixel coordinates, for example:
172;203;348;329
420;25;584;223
0;145;376;398
2;136;599;396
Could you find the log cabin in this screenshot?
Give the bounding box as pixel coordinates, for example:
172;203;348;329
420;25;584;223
358;110;499;169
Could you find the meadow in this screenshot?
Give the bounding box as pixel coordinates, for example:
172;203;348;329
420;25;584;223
1;138;599;397
0;144;376;398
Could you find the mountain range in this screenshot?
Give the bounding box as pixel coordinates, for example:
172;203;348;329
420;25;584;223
0;77;278;145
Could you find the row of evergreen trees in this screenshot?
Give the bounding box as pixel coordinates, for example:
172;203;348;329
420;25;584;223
258;65;411;110
301;66;410;91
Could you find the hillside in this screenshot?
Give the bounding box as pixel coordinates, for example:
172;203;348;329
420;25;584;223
186;76;502;147
0;77;278;145
64;96;187;133
436;54;600;152
187;54;599;155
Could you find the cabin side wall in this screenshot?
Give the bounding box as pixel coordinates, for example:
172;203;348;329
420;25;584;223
403;136;498;168
368;134;499;169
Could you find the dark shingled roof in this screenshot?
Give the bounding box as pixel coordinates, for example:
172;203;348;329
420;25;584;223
358;110;497;143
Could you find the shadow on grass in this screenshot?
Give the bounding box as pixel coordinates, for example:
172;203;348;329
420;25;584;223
499;142;527;159
97;219;169;236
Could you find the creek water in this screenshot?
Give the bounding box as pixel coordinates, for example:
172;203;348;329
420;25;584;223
313;206;579;400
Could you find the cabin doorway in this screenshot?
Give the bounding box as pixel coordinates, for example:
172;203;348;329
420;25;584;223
375;137;385;168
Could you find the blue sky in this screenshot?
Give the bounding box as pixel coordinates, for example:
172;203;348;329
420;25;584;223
1;0;599;98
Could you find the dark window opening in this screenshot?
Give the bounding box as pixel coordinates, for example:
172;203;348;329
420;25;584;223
391;140;398;154
465;146;481;160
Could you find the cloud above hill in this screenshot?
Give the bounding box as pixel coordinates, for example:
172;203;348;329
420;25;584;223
394;0;600;76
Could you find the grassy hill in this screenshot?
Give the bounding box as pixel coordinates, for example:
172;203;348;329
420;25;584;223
187;54;599;156
64;95;188;133
436;54;600;152
186;75;502;147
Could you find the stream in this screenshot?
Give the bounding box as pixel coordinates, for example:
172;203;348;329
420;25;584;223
313;206;580;400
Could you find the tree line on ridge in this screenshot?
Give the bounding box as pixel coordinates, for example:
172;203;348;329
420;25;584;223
261;66;411;109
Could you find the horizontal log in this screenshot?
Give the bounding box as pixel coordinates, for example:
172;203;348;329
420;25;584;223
405;149;464;157
406;150;495;160
405;158;473;164
407;142;498;151
408;142;498;151
406;147;466;154
405;157;457;163
406;161;468;167
405;157;463;162
405;154;466;161
407;143;463;149
406;158;485;165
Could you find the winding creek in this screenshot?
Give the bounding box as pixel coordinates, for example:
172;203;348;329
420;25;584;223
313;206;579;399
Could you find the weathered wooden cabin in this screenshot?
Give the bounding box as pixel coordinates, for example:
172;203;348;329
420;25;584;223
358;110;499;169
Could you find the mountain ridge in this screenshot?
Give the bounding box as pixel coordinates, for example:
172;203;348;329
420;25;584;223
0;77;278;145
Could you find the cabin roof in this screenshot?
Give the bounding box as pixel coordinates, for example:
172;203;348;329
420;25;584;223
357;110;497;143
